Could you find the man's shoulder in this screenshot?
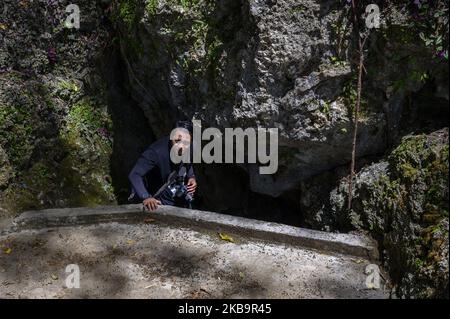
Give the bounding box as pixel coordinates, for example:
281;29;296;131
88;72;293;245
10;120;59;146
147;136;169;153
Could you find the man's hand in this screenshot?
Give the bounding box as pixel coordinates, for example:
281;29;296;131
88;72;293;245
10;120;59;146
186;178;197;195
143;197;161;212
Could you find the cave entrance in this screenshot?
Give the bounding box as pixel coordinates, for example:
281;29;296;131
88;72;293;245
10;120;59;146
101;47;304;228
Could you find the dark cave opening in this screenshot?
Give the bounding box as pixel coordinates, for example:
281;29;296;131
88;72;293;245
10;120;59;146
100;45;304;228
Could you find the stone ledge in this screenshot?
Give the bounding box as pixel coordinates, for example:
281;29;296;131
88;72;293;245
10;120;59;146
9;204;379;260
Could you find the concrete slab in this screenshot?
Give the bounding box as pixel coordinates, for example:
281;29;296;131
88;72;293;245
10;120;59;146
8;205;378;260
0;221;391;299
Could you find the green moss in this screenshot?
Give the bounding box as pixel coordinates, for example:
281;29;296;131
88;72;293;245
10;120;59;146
56;101;115;208
206;35;223;61
0;95;115;214
321;100;331;117
111;1;146;58
414;258;425;270
330;56;346;67
357;131;449;297
169;0;201;9
146;0;158;15
118;0;138;30
59;113;114;206
1;151;115;213
0;80;53;168
398;162;420;182
0;106;34;168
146;0;203;17
288;4;307;15
57;152;115;207
341;79;368;118
389;134;428;179
191;19;208;50
69;98;110;130
387;134;449;221
387;133;448;216
1;160;55;212
58;79;79;93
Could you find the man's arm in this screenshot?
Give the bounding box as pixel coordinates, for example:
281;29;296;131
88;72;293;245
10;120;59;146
128;147;158;200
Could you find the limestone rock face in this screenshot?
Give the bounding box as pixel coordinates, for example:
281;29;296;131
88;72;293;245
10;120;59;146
0;0;117;215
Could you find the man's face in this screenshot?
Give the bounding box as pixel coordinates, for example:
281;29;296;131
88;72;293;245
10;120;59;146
171;128;191;156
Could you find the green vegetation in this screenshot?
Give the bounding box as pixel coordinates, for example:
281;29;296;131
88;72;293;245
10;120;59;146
0;77;53;169
341;79;368;118
58;79;79;93
0;103;34;168
330;56;346;67
146;0;204;16
0;0;118;217
118;0;138;30
377;133;449;223
0;74;115;215
414;1;449;60
391;57;431;93
68;98;112;132
146;0;158;15
160;0;223;76
176;0;201;9
288;4;307;16
321;100;331;118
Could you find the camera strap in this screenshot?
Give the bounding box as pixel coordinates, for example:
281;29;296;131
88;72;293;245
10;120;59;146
152;170;176;199
152;163;186;199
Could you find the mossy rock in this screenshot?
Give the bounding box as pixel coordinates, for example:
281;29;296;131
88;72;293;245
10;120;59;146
0;86;116;215
0;146;13;188
333;128;449;298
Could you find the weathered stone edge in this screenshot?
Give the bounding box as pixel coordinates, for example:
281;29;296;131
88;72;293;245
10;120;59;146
6;204;379;260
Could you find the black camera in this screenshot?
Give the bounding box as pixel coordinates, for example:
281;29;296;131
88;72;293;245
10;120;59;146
167;166;193;206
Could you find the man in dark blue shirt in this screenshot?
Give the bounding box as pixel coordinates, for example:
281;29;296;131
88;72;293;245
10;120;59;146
128;121;197;211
